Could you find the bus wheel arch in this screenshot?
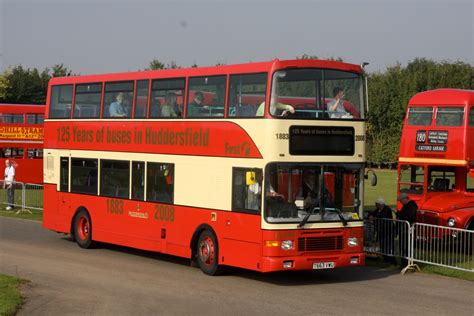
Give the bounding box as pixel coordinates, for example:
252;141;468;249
191;224;223;275
72;207;94;249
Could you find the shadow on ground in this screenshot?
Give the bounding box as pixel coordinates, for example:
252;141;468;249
62;237;400;286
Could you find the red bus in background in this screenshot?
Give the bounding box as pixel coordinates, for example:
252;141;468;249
398;89;474;230
0;104;44;184
43;58;368;275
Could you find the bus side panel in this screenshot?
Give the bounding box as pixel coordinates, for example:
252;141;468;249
45;191;261;271
43;184;70;233
219;212;262;271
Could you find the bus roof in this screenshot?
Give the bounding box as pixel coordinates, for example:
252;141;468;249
409;89;474;106
49;58;363;85
0;104;45;114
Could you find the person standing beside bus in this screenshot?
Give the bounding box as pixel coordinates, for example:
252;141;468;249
3;159;16;210
109;92;128;117
396;192;418;268
370;197;397;264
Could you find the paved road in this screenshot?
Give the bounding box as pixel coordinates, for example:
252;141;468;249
1;217;473;315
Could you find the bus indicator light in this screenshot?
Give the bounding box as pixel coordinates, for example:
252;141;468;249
265;241;279;247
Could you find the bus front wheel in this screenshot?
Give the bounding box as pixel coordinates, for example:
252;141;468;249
73;210;94;249
196;230;222;275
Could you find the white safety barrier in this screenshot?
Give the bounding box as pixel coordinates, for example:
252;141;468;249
0;180;43;213
365;218;473;273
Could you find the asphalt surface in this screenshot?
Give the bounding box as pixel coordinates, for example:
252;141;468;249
1;217;473;315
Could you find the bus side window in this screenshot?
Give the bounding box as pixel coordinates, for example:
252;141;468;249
134;80;149;118
132;161;145;201
228;73;267;118
74;83;102;119
187;76;226;118
71;158;98;195
147;163;174;204
232;168;262;213
100;160;130;198
60;157;69;192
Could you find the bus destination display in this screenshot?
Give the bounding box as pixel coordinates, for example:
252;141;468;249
289;126;354;155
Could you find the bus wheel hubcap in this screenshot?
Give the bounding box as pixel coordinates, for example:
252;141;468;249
199;237;214;264
78;217;89;240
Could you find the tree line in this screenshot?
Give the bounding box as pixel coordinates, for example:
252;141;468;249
0;58;472;163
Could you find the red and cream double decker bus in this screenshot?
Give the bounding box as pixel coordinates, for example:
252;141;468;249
398;89;474;230
0;104;44;184
43;58;368;274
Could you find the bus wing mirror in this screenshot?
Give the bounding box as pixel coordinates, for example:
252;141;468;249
364;169;377;186
371;173;377;186
246;171;257;185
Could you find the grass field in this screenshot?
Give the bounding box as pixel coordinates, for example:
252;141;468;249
0;275;24;316
364;169;398;209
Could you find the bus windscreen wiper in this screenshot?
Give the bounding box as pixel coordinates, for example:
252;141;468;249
326;208;348;226
298;206;316;228
299;206;348;227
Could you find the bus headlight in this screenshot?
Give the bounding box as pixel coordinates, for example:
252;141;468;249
281;240;294;250
447;218;456;227
348;237;359;247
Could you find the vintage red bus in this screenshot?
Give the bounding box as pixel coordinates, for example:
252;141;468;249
43;58;368;274
0;104;44;184
398;89;474;230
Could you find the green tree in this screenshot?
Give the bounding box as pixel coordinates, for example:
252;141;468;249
0;75;7;100
148;59;165;70
1;66;49;104
51;63;74;77
147;59;180;70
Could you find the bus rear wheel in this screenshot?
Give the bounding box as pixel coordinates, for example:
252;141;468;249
73;210;94;249
196;230;222;275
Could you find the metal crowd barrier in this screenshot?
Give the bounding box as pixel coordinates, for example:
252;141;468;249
0;180;44;213
413;223;473;272
364;218;412;260
364;217;473;273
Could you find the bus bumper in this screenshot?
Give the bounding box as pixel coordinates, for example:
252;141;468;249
261;253;365;272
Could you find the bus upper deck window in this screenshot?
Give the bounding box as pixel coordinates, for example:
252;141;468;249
407;107;433;126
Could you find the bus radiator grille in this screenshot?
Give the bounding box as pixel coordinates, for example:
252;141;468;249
298;236;343;252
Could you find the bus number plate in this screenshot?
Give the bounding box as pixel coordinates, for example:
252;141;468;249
313;262;335;269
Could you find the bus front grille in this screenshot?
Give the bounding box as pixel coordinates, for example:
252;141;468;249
298;236;343;252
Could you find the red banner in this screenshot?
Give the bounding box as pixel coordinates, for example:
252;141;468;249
45;121;262;158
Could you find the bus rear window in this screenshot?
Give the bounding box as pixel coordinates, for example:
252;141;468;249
436;107;464;127
407;107;433;126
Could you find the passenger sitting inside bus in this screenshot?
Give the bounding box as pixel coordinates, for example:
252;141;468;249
327;87;352;119
149;97;162;118
161;92;179;118
256;89;295;117
109;92;128;117
187;91;207;117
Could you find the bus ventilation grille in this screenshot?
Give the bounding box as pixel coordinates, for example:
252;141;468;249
298;236;343;252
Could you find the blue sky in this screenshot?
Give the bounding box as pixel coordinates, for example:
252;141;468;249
1;0;472;75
